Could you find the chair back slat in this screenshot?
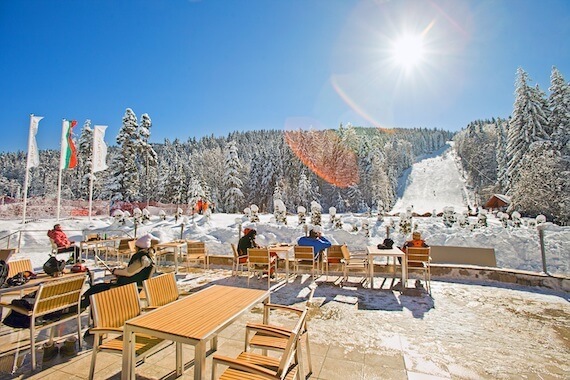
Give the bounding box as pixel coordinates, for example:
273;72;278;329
406;247;431;266
143;273;179;308
34;275;86;316
247;248;270;264
326;245;344;262
340;245;351;262
294;246;314;260
231;243;239;259
7;258;33;278
90;283;141;329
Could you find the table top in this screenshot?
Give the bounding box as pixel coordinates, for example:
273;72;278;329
126;285;268;341
156;241;187;248
367;246;405;256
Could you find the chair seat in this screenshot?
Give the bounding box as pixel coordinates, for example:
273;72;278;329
99;333;164;355
217;352;298;380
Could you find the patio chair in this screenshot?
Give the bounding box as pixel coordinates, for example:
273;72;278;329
88;282;165;379
212;308;307;380
6;258;33;279
231;243;247;276
247;247;277;289
406;246;432;294
340;245;368;286
245;303;312;377
293;245;319;280
141;272;180;310
186;241;208;270
324;245;344;281
0;274;86;371
114;239;137;264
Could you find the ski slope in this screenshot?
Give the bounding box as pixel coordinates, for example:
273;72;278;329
390;142;470;215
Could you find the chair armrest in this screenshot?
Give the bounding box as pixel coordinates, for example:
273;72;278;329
246;323;292;337
212;355;278;379
89;327;123;334
264;303;304;315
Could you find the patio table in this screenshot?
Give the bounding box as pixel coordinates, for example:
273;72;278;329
155;240;187;274
121;284;269;380
268;244;294;282
366;246;407;290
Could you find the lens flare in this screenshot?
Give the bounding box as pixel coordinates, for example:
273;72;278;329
284;128;359;188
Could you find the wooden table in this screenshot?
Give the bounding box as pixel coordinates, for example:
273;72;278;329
268;244;294;282
121;285;269;380
366;246;407;290
80;237;124;263
155;241;187;274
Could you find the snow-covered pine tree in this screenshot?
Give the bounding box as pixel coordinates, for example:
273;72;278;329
222;141;244;213
548;66;570;150
505;68;550;194
138;113;158;203
113;108;140;202
77;120;93;199
495;119;509;192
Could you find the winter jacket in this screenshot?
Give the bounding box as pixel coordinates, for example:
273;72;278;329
297;236;332;259
47;228;71;248
237;231;259;256
114;248;154;287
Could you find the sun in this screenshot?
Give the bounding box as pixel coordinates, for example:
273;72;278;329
390;33;425;69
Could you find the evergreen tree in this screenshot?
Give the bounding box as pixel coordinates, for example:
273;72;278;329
548;66;570;149
222;141;244;213
138;113;158;203
505;68;549;194
113;108;140;202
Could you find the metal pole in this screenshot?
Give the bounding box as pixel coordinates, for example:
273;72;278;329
538;228;548;274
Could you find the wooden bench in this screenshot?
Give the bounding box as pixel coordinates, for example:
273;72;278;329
0;274;87;371
429;245;496;267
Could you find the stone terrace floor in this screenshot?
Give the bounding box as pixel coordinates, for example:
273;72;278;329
0;268;569;380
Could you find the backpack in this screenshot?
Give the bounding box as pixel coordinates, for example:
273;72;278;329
0;260;8;288
43;256;66;277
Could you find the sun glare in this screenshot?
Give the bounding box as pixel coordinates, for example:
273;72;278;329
390;33;425;69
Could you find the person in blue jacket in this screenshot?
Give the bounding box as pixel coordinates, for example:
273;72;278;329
297;228;332;260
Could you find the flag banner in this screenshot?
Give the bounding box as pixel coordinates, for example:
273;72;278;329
26;115;43;169
59;119;78;170
92;125;108;173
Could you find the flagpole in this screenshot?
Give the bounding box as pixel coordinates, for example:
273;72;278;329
22;114;34;224
56;119;66;221
88;146;95;221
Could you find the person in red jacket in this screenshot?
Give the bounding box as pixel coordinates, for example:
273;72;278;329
47;224;79;263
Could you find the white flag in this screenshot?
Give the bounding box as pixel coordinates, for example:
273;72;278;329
26;115;43;169
92;125;108;173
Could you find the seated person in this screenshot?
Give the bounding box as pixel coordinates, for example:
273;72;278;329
237;228;259;256
401;231;429;250
80;234;156;309
398;231;429;265
47;224;79;263
297;228;332;261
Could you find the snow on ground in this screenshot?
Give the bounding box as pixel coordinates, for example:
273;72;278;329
391;142;471;215
1;141;568;276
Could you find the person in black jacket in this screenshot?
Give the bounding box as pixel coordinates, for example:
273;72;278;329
237;228;259;256
80;234;155;308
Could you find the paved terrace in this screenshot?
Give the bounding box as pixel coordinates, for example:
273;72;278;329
0;268;568;380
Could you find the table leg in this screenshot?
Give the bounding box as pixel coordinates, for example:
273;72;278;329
121;326;135;380
401;257;408;290
174;247;179;274
176;342;183;375
194;341;206;380
368;254;374;288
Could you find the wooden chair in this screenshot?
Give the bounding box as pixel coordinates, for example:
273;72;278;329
186;241;208;270
245;303;312;377
324;245;344;281
231;243;247;276
88;282;165;379
0;274;86;371
293;246;319;279
406;247;432;294
142;272;180;310
212;308;307;380
111;238;136;264
6;258;33;279
340;245;368;286
247;248;277;289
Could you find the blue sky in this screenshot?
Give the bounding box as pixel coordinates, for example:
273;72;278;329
1;0;569;153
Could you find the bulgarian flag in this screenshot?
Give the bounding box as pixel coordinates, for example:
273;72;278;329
60;119;78;170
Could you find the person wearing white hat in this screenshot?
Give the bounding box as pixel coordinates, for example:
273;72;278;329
80;234;157;309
